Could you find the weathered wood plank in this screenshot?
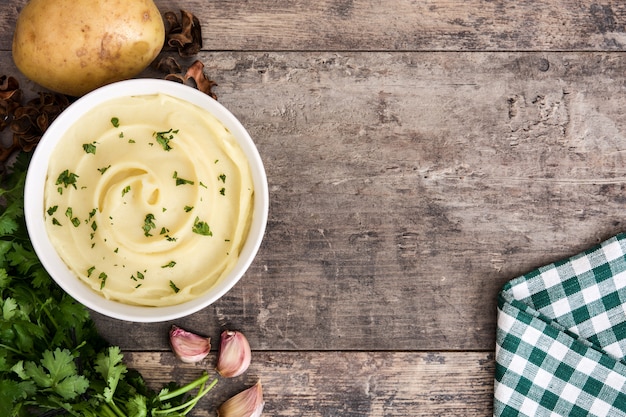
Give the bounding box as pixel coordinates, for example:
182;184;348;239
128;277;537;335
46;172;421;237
151;1;626;52
83;51;626;352
4;1;626;52
123;350;495;417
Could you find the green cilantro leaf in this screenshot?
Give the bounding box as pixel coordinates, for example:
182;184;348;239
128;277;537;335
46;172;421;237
22;348;89;400
0;379;35;416
94;346;127;403
0;215;18;235
0;268;10;289
126;394;148;417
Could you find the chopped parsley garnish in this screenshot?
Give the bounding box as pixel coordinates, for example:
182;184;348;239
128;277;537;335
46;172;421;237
173;171;194;186
99;272;108;289
83;142;97;154
184;205;193;212
55;170;79;192
52;218;61;226
65;207;80;227
192;217;213;236
153;128;178;151
122;185;131;197
91;221;97;232
131;271;145;281
162;261;176;268
218;174;226;183
87;266;96;277
199;182;208;189
143;214;156;237
98;165;111;174
220;187;226;196
111;117;120;128
169;281;180;293
128;139;136;143
47;205;58;216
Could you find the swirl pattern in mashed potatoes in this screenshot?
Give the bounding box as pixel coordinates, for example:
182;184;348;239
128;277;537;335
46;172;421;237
44;93;254;307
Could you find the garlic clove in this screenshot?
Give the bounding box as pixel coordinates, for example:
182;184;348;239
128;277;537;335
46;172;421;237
169;325;211;363
218;381;264;417
216;330;252;377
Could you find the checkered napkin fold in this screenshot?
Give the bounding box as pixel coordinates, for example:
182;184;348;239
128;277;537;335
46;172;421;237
494;233;626;417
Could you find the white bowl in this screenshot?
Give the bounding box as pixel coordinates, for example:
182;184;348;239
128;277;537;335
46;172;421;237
24;79;268;322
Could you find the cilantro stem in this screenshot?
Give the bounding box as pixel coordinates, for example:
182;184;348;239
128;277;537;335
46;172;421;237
108;401;127;417
181;377;219;415
38;296;74;348
98;404;120;417
41;303;61;332
153;375;217;415
0;343;23;356
158;372;211;401
22;286;74;349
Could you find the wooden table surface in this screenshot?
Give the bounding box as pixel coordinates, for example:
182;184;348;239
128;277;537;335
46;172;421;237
3;1;626;415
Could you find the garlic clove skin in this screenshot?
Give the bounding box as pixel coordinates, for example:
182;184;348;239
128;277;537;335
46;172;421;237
169;325;211;364
216;330;252;377
218;381;264;417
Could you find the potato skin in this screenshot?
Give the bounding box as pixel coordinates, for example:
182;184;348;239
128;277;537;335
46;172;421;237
12;0;165;97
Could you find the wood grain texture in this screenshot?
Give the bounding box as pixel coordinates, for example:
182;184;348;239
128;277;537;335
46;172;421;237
123;350;495;417
152;1;626;52
84;51;625;352
4;1;626;52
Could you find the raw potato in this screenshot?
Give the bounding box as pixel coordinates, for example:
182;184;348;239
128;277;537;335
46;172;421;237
12;0;165;97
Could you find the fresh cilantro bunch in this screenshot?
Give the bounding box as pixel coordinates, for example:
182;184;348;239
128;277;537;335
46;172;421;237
0;153;215;416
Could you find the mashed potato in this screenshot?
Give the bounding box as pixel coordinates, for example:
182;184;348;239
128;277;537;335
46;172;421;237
44;93;254;306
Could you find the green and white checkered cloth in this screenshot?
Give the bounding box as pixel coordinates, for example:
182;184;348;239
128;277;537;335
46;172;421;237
494;233;626;416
